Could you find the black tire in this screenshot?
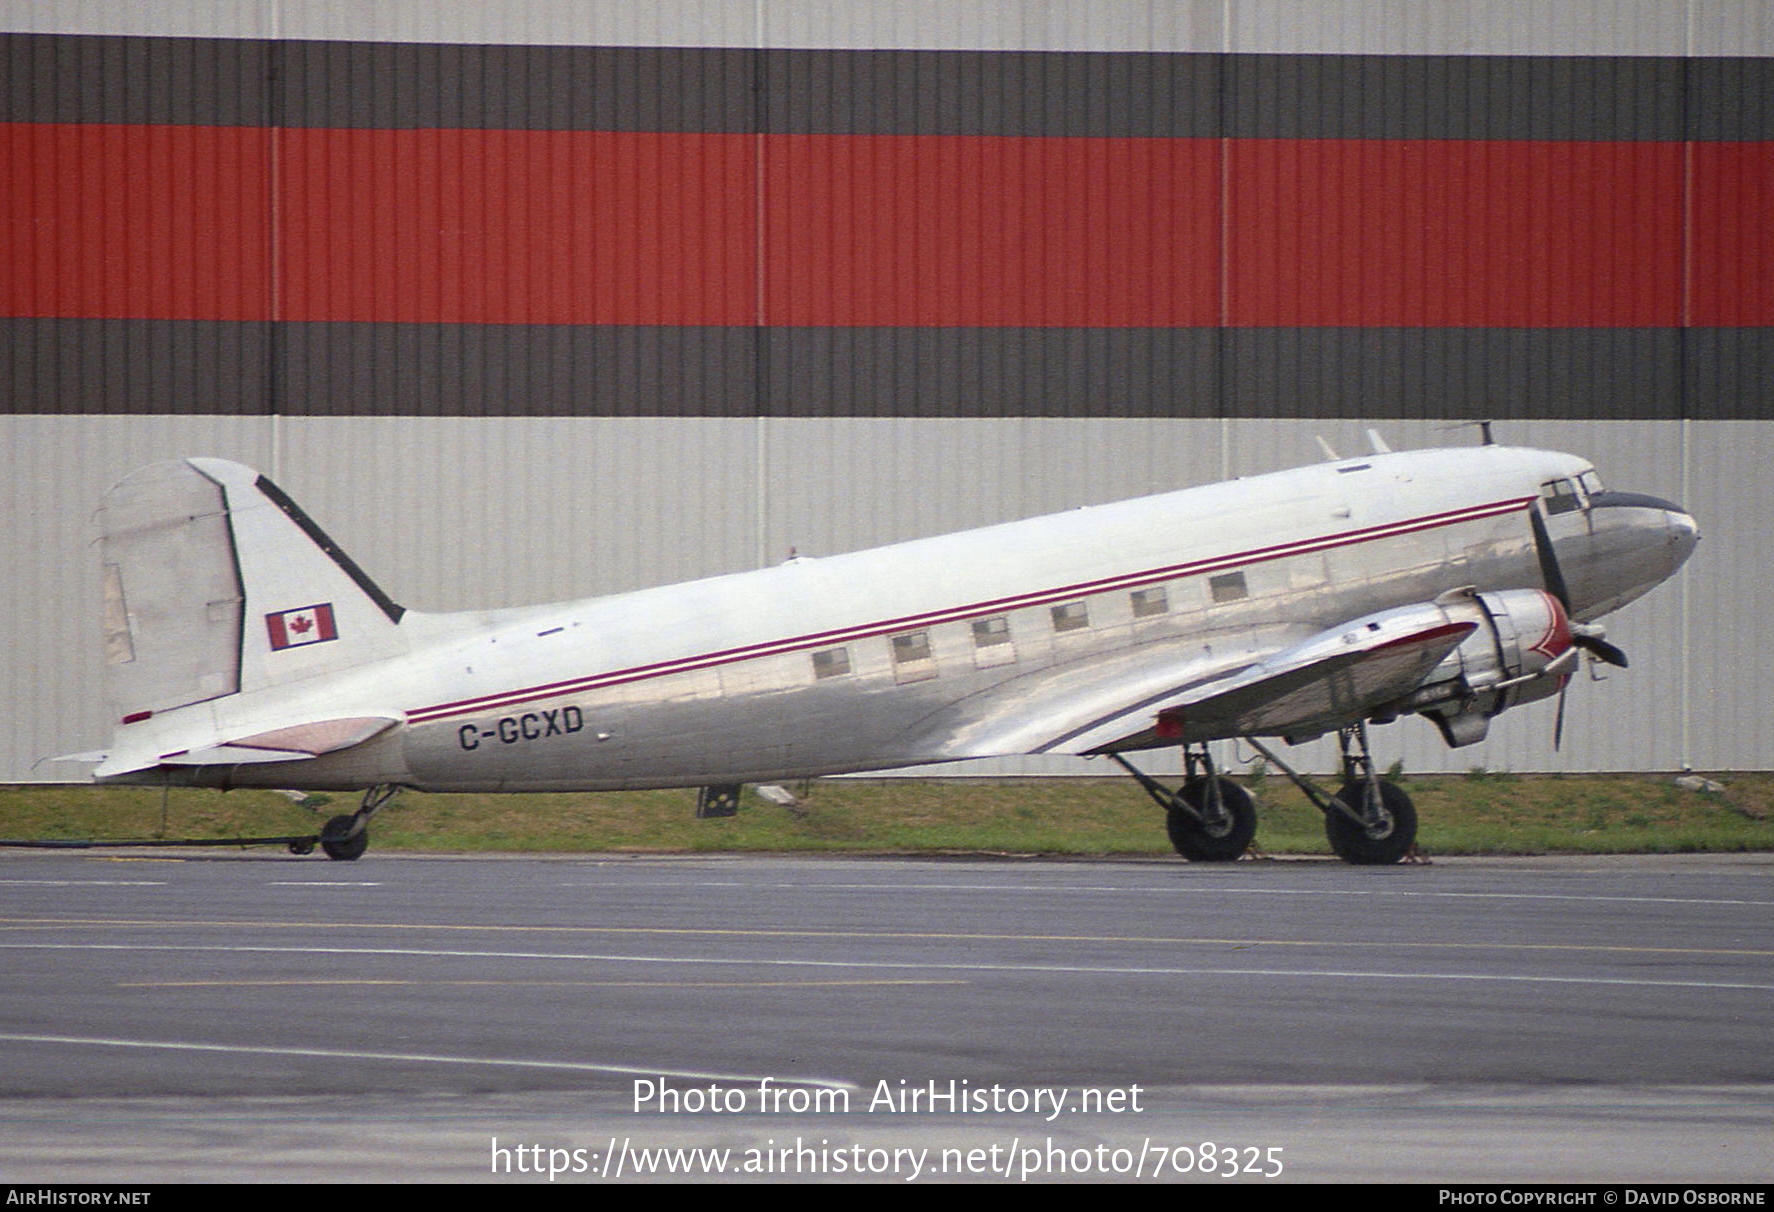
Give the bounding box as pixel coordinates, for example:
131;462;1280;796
319;814;368;862
1325;779;1417;865
1166;777;1257;862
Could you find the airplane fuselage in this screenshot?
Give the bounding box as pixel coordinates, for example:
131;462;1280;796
105;445;1693;793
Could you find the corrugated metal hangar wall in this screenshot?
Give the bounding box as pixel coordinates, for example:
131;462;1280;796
2;2;1769;782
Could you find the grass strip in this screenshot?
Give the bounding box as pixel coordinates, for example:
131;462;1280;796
2;772;1769;858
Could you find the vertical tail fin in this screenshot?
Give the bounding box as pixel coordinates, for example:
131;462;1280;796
100;459;407;731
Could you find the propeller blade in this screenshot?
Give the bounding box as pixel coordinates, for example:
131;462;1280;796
1573;633;1629;669
1553;678;1568;750
1528;506;1573;612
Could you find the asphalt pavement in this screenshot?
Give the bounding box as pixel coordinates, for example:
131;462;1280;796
2;849;1770;1183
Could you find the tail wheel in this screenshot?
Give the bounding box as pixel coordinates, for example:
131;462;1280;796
1325;780;1417;865
320;814;369;862
1166;777;1257;862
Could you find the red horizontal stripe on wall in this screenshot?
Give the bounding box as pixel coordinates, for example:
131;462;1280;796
1690;143;1774;327
279;128;758;324
4;124;1771;327
763;135;1223;326
1226;139;1687;327
2;123;270;321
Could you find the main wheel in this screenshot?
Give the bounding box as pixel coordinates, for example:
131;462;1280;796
319;814;369;862
1166;777;1257;862
1325;779;1417;865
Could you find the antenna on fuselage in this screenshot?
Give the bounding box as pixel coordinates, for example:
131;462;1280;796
1315;435;1341;461
1438;420;1498;446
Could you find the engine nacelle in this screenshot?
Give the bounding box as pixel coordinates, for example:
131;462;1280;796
1394;589;1576;747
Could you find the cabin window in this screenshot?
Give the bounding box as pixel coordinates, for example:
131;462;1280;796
971;615;1016;668
1541;478;1583;516
1209;571;1248;603
972;616;1011;648
892;632;931;662
1051;601;1090;632
811;647;851;679
890;630;937;682
1130;586;1168;618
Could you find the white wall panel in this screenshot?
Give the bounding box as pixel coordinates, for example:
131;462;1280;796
4;1;1769;54
1228;1;1698;56
759;417;1230;560
273;417;761;611
1679;422;1773;772
1694;0;1774;55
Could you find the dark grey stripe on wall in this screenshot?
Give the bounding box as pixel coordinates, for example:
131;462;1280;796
277;323;759;417
772;328;1753;419
5;320;1772;420
1223;328;1690;421
5;33;1773;139
0;318;271;415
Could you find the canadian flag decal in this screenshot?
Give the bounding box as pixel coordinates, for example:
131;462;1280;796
266;603;338;650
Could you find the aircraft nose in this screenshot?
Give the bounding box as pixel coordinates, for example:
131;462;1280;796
1666;505;1700;569
1585;489;1699;585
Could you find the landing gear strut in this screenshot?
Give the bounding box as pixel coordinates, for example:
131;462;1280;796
1247;723;1420;865
1110;745;1256;862
1325;723;1419;865
319;784;401;861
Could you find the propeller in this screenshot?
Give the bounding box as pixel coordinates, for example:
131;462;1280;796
1530;506;1628;749
1529;506;1630;669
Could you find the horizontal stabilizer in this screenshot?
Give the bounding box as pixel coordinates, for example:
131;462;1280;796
160;745;332;767
224;716;399;756
44;751;108;766
97;716;399;777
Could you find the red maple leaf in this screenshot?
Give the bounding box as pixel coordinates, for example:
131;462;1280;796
290;614;313;635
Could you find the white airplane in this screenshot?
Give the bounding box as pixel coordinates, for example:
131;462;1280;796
80;438;1697;864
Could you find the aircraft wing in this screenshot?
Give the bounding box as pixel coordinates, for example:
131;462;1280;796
915;606;1478;760
1066;615;1476;754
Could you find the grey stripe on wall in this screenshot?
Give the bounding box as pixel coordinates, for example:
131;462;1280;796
5;33;1773;139
6;320;1772;420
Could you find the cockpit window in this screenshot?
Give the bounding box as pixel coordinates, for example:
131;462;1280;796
1578;469;1604;496
1540;478;1584;515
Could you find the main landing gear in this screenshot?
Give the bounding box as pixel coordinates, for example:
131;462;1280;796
1114;723;1421;865
302;783;402;861
1109;745;1257;862
1246;722;1420;865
